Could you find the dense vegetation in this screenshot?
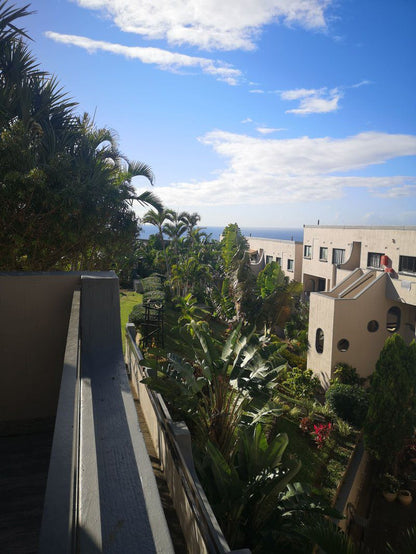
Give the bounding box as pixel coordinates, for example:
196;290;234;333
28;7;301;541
0;2;160;271
130;220;368;552
3;4;414;552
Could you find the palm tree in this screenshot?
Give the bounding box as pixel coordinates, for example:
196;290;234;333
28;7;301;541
142;207;174;275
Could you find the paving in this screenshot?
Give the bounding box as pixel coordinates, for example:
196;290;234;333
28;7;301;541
0;419;54;554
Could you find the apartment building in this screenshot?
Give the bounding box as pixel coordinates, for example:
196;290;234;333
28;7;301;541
247;226;416;385
246;236;303;282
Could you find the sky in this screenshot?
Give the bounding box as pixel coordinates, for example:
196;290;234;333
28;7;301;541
24;0;416;228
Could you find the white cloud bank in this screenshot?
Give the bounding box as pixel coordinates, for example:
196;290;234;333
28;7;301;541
153;131;416;207
280;87;342;114
45;32;242;84
74;0;331;50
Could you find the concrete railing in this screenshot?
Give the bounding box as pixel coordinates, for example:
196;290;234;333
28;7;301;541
125;323;250;554
40;275;174;554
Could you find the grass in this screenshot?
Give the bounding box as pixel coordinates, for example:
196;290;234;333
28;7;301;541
120;289;142;350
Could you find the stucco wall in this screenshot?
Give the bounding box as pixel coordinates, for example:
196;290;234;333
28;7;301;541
0;272;116;422
246;237;303;281
308;273;416;382
0;273;80;421
302;226;416;305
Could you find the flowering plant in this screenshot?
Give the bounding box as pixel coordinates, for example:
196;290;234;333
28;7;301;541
312;422;332;449
299;416;311;433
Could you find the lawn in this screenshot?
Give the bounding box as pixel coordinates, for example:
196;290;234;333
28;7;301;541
120;289;142;350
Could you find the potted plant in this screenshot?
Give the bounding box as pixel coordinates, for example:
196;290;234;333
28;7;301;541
379;473;400;502
398;489;412;506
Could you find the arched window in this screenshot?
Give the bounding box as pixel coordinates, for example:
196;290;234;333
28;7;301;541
315;328;324;353
337;339;350;352
386;306;401;333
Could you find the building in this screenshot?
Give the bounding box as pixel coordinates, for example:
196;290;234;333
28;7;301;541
246;236;303;281
247;226;416;385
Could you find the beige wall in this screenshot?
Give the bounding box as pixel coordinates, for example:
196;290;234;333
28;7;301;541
247;237;303;281
302;226;416;304
0;273;81;421
308;273;416;383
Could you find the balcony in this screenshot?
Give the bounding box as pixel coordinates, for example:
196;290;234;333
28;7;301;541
0;273;248;553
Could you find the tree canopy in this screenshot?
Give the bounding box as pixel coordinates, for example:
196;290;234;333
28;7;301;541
0;1;160;271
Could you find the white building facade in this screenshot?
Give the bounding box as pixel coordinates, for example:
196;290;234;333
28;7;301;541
247;226;416;385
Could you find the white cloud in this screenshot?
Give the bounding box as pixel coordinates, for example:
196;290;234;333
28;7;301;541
152;131;416;207
45;31;242;84
351;80;372;88
249;89;264;94
74;0;332;51
256;127;286;134
280;87;342;114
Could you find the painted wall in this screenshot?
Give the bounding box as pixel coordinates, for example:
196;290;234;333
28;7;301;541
246;237;303;281
302;226;416;305
0;273;79;421
308;273;416;383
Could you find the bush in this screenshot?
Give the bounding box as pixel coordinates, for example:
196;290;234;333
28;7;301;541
280;366;321;399
141;274;163;292
331;363;365;386
129;304;146;326
325;384;368;428
143;289;165;304
280;349;306;371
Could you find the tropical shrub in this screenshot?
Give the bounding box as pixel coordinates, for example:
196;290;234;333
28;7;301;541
364;334;416;473
141;274;163;292
326;383;368;428
143;290;165;304
280;366;321;399
312;422;333;449
128;304;146;326
279;349;307;371
331;362;365;386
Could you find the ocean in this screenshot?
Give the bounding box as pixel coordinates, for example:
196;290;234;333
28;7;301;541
139;225;304;242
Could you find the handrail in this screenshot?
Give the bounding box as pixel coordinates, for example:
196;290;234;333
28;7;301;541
125;325;250;554
39;290;81;554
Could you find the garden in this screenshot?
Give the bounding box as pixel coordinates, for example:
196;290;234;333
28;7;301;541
124;220;383;553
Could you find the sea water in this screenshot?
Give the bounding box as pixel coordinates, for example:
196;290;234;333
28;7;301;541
139;224;303;242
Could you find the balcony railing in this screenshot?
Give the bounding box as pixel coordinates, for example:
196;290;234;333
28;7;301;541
125;323;250;554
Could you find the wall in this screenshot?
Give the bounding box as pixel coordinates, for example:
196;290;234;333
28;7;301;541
0;273;80;421
246;237;303;281
302;226;416;303
308;272;416;382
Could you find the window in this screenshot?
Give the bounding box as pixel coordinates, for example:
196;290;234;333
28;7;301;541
332;248;345;265
315;328;324;353
387;306;401;333
304;245;312;258
287;259;294;272
399;255;416;274
367;252;384;268
276;257;281;266
367;320;379;332
266;255;273;264
319;247;328;261
337;339;350;352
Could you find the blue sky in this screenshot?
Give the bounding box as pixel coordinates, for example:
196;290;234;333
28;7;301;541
26;0;416;228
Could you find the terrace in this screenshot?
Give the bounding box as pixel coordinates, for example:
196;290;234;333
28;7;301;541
0;272;246;553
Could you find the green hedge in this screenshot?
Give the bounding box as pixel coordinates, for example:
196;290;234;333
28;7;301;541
326;384;368;428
